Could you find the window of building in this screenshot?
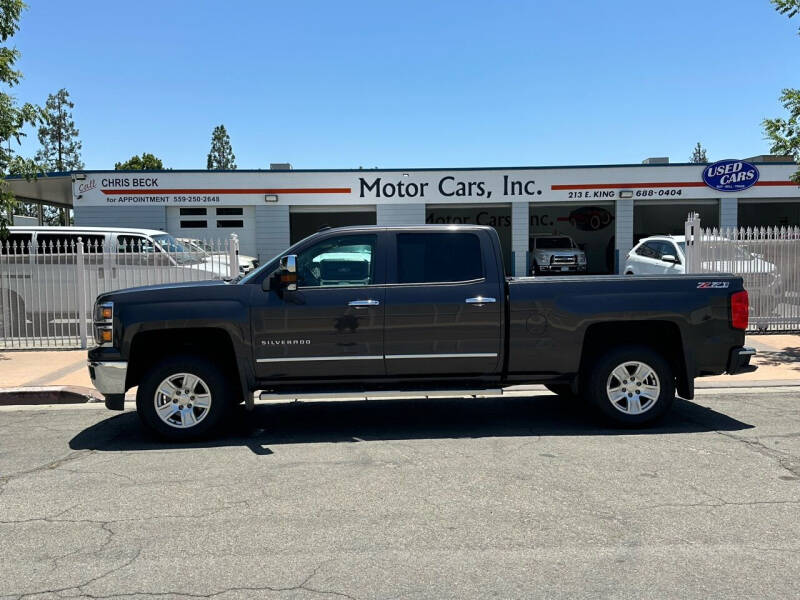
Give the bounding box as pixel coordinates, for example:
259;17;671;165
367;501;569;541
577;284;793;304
396;232;483;283
180;220;207;228
179;208;207;216
216;220;244;228
216;207;243;216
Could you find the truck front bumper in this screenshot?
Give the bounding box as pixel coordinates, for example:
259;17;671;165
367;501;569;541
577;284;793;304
88;361;127;410
727;347;756;375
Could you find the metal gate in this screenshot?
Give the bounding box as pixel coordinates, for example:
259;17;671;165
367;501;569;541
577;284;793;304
685;213;800;332
0;234;240;349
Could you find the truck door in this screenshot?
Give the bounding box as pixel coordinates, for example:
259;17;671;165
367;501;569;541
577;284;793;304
252;231;386;380
384;230;502;377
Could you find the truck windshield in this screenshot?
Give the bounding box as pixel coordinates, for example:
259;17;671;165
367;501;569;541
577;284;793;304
536;238;573;249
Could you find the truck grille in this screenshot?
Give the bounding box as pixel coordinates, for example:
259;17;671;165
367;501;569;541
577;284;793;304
551;255;577;265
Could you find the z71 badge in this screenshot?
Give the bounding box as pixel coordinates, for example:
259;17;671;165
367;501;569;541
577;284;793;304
697;281;730;289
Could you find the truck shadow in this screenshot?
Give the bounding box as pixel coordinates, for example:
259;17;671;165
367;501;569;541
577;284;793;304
69;394;753;454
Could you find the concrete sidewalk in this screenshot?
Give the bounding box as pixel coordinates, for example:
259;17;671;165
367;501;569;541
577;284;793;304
1;335;798;394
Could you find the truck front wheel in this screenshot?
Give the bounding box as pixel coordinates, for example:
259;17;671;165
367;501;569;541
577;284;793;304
136;354;233;440
585;345;674;426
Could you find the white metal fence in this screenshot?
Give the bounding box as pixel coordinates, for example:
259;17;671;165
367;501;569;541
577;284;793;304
0;234;240;349
685;214;800;332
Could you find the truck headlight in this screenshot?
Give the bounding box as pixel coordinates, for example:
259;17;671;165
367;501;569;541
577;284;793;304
93;301;114;345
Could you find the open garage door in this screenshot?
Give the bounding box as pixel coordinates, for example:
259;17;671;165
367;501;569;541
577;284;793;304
739;199;800;228
634;201;718;244
167;206;256;257
290;206;376;244
530;202;615;274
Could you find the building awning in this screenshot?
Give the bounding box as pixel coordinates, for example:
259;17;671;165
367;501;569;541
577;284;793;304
5;172;73;208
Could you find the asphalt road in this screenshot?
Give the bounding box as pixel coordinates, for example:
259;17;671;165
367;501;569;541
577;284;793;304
1;390;800;599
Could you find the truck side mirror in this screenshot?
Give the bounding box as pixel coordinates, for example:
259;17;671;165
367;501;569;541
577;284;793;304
279;254;298;291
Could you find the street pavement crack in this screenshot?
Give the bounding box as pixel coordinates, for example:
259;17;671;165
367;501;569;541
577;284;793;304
715;430;800;478
0;450;95;486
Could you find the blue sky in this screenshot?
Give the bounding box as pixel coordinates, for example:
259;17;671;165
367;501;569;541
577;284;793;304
10;0;800;170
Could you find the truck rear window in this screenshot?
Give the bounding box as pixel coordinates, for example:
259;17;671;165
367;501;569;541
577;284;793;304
396;233;483;283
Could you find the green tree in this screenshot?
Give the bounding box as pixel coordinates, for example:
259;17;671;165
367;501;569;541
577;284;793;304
35;88;83;172
690;142;708;163
0;0;44;237
772;0;800;26
763;1;800;181
206;124;236;170
114;153;164;170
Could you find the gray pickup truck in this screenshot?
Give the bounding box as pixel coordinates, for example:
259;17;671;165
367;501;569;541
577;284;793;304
88;225;754;441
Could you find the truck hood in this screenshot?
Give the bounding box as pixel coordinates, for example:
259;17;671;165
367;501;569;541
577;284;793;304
96;279;228;304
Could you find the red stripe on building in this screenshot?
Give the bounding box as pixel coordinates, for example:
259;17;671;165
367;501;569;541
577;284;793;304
101;187;352;195
551;181;796;190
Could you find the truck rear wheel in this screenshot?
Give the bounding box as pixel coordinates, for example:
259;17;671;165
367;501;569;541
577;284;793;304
585;345;674;427
136;354;233;441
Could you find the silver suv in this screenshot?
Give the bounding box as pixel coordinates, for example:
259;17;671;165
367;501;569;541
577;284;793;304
530;235;587;275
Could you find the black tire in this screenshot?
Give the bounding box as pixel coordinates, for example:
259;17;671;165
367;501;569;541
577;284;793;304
584;345;674;427
136;354;234;441
545;384;576;399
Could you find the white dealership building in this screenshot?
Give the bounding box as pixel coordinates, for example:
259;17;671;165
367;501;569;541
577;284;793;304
8;156;799;275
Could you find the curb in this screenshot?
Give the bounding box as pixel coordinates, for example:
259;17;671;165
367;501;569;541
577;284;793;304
0;386;104;406
694;379;800;389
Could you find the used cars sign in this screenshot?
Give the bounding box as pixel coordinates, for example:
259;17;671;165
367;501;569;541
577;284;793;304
702;159;759;192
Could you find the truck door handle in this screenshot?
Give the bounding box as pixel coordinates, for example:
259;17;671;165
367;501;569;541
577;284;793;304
465;297;496;304
348;299;380;307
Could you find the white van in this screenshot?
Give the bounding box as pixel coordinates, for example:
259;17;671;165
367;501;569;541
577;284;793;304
0;226;229;337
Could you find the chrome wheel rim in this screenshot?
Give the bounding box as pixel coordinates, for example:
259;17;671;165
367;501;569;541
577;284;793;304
153;373;212;429
606;361;660;415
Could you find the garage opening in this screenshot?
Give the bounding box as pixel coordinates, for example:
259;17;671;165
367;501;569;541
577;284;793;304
529;202;616;274
425;204;512;273
289;206;376;244
738;200;800;228
634;201;719;244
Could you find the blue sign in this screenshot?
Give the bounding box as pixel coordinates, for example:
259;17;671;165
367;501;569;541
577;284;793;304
702;159;759;192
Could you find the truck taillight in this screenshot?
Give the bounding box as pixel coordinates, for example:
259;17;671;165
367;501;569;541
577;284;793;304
731;290;749;330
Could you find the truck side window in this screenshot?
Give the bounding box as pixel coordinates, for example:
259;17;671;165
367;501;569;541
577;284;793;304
0;233;32;254
296;234;376;287
117;235;172;266
396;233;483;283
117;235;154;253
36;234;105;265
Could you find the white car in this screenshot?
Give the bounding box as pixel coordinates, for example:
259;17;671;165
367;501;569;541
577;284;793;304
177;237;259;275
0;226;227;337
624;236;686;275
625;235;783;312
530;235;587;275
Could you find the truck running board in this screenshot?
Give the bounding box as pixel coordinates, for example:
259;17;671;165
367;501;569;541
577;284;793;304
258;388;506;403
